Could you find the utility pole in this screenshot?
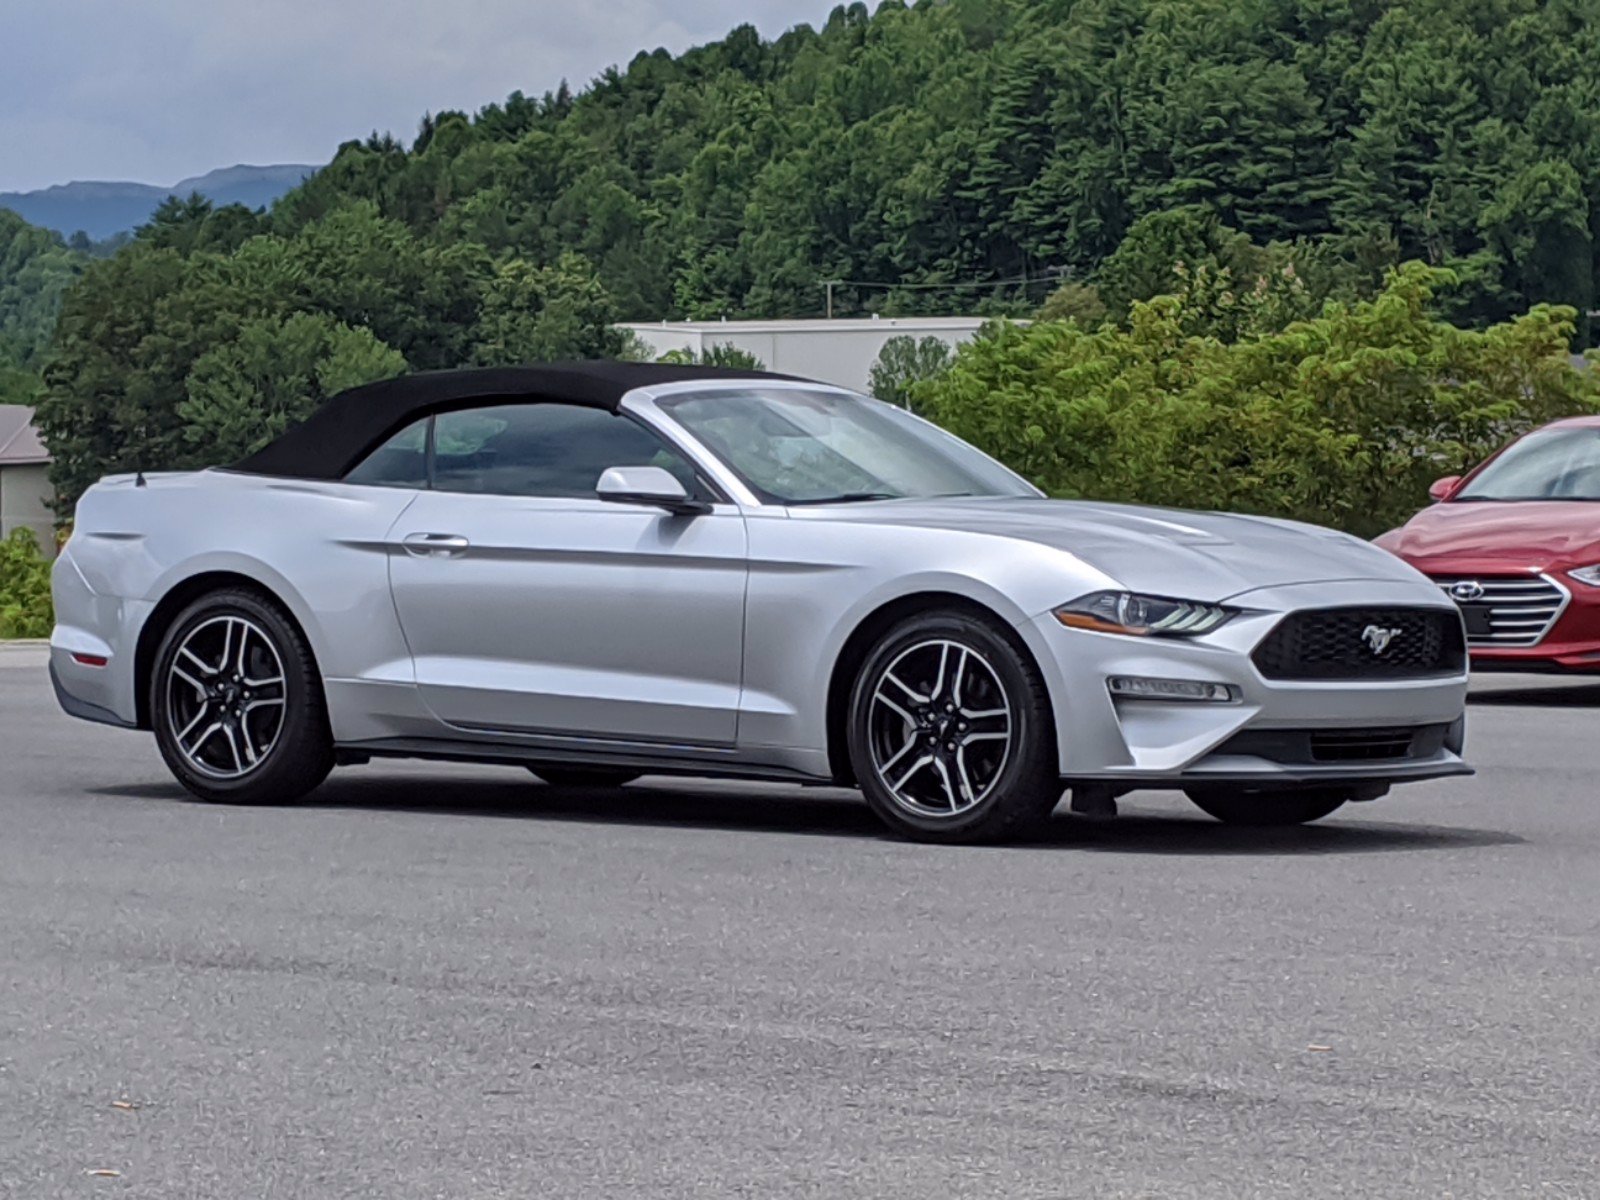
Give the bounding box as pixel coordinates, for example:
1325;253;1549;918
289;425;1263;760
821;280;842;320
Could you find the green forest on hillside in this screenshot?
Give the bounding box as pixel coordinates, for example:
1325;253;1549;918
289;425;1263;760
0;211;86;404
15;0;1600;517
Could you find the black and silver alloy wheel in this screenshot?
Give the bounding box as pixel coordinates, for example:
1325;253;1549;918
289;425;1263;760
867;639;1013;819
152;588;334;805
166;615;287;779
847;610;1060;844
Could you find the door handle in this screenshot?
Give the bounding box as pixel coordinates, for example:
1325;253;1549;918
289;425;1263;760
402;532;470;558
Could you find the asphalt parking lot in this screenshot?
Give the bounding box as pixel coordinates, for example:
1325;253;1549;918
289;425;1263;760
2;642;1597;1199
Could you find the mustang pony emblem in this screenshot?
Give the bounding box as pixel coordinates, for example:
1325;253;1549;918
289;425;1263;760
1361;624;1403;655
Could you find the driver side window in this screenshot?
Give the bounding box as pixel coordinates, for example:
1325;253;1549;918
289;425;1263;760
433;403;700;498
341;403;705;499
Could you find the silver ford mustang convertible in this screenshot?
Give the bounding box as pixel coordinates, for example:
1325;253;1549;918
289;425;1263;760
51;362;1471;842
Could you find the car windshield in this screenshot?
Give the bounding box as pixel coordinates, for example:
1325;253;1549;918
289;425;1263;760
1455;427;1600;501
655;387;1037;504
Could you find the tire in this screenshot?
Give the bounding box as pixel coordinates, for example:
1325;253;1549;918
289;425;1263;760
1184;788;1348;827
151;587;334;804
528;766;641;788
846;609;1060;844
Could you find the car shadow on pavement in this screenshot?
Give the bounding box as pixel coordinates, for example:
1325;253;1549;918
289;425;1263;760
93;775;1524;856
1469;681;1600;707
1052;811;1524;856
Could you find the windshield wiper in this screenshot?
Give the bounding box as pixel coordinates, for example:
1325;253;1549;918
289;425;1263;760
786;492;900;505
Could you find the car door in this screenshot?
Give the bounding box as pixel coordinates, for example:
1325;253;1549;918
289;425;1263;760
385;401;749;746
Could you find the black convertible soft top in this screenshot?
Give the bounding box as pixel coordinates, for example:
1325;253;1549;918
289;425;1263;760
232;361;801;481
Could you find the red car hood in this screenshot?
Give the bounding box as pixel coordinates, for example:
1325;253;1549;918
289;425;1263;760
1377;501;1600;571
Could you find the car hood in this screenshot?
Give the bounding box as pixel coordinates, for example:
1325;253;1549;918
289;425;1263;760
1378;500;1600;569
809;497;1421;601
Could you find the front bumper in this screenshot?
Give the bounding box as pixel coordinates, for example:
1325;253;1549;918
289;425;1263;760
1021;579;1472;788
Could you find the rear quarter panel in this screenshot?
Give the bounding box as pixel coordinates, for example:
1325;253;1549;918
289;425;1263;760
55;471;419;733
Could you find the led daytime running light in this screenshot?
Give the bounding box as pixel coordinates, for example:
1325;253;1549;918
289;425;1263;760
1054;591;1236;637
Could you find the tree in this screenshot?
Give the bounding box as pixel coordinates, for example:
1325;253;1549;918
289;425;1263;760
1035;281;1107;326
868;334;954;411
470;254;624;365
656;342;766;369
0;209;88;373
177;313;406;463
1094;207;1263;317
35;245;212;505
1481;160;1594;341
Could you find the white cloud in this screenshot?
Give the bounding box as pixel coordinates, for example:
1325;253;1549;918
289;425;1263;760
0;0;833;191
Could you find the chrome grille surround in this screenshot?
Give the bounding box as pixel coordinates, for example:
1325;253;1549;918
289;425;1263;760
1431;573;1570;648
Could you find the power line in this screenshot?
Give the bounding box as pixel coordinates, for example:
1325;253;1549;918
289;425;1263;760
827;272;1058;292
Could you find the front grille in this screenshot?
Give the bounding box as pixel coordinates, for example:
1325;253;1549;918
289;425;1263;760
1429;575;1568;648
1252;607;1466;680
1217;724;1449;765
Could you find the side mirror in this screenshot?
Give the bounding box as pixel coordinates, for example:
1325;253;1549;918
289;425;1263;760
596;465;709;516
1428;475;1463;503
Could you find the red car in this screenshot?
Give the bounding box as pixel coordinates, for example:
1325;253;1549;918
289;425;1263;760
1376;415;1600;672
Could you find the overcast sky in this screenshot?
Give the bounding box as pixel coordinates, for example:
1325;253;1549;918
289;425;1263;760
0;0;831;193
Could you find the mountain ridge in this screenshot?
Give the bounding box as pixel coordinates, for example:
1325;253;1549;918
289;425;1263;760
0;163;319;240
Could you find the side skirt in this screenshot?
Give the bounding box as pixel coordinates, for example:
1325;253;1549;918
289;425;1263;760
337;735;834;785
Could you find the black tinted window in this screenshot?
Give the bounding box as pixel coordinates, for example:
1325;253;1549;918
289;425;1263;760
432;404;697;498
344;419;429;488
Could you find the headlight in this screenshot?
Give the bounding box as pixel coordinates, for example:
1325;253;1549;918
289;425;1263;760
1570;564;1600;587
1054;590;1236;637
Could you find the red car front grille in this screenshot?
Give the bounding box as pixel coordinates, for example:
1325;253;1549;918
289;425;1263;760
1430;575;1568;648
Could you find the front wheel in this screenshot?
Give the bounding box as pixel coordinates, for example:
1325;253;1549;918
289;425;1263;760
847;610;1061;844
1185;788;1347;826
151;588;334;804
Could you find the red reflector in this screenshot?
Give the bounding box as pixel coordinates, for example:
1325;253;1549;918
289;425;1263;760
71;653;108;668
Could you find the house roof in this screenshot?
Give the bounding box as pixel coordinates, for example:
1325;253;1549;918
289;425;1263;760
232;361;803;481
0;405;49;466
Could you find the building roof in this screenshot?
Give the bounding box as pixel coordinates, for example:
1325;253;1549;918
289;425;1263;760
618;316;993;334
0;405;49;466
232;361;803;481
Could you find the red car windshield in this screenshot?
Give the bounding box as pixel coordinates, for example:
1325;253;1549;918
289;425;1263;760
1456;427;1600;501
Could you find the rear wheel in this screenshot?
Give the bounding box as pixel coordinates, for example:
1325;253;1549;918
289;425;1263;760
151;588;334;804
1184;788;1347;826
847;610;1060;844
528;766;641;788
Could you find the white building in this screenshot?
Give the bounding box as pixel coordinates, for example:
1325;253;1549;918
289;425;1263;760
0;405;54;557
617;316;994;394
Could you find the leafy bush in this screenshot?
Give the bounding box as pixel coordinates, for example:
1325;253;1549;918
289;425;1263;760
0;527;52;639
917;264;1600;538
